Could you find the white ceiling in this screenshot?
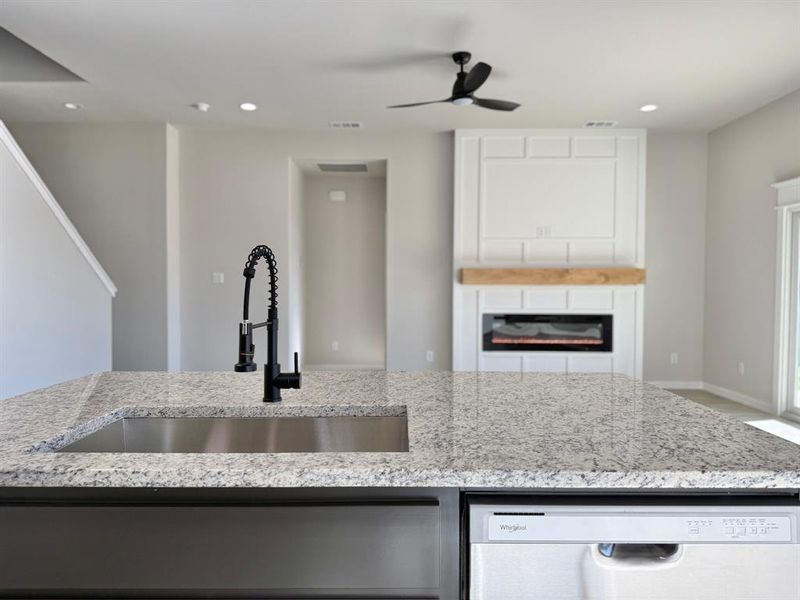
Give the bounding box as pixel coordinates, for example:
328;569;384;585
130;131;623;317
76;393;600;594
0;0;798;132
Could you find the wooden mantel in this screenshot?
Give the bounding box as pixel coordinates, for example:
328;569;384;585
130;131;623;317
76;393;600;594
460;267;646;286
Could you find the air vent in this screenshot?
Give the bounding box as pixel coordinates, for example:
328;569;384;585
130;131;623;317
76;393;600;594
584;120;618;128
317;163;368;173
329;121;363;129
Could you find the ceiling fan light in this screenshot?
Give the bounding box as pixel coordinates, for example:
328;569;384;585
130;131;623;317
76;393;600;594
452;97;473;106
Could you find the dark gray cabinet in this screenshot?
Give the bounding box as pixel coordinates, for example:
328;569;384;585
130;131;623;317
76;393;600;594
0;488;459;599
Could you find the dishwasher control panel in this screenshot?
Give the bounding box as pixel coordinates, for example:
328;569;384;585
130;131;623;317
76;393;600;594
718;516;789;540
474;507;798;544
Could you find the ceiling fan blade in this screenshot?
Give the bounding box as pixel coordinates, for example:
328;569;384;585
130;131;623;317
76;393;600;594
387;99;451;108
473;97;520;111
462;62;491;93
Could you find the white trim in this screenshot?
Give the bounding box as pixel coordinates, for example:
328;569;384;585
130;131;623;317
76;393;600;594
771;176;800;190
646;380;704;390
703;382;773;414
649;380;774;414
782;410;800;426
772;177;800;206
772;181;800;416
0;120;116;296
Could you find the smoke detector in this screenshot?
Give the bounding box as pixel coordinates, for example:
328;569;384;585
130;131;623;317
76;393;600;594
329;121;363;129
317;163;368;173
584;120;618;128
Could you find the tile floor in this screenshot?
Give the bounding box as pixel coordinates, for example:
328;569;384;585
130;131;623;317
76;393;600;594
669;389;800;446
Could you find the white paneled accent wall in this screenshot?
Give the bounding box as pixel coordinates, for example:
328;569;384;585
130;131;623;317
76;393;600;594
453;129;646;377
455;129;646;267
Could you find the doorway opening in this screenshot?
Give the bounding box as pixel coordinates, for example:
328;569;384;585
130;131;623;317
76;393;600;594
291;159;387;370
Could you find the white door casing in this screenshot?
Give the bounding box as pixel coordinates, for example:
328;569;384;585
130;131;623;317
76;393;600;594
772;177;800;419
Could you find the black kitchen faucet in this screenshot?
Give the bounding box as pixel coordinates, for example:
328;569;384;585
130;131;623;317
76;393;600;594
234;244;301;402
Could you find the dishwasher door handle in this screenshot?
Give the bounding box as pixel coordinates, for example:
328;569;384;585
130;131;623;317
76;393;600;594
597;543;681;561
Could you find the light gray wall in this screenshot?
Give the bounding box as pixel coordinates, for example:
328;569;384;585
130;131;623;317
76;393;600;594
8;122;171;371
644;133;708;384
179;129;452;371
704;89;800;402
1;130;111;399
287;160;305;363
6;120;761;383
166;125;181;372
302;174;386;367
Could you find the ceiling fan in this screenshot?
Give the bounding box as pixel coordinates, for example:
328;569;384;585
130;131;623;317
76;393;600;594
388;51;520;111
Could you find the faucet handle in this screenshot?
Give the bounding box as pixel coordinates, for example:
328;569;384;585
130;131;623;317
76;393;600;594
274;352;302;391
279;352;301;389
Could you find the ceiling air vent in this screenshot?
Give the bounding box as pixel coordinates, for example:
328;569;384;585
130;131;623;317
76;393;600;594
317;163;368;173
584;120;618;128
329;121;363;129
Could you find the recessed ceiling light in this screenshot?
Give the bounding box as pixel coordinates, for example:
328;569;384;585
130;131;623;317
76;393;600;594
63;102;82;110
239;102;257;112
191;102;210;112
639;104;659;112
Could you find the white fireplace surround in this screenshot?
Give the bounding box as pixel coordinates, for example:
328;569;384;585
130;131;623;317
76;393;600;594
452;129;646;377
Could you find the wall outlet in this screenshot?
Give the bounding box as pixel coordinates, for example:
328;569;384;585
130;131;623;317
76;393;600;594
670;352;679;365
211;272;224;284
738;361;745;376
331;341;339;352
426;350;434;363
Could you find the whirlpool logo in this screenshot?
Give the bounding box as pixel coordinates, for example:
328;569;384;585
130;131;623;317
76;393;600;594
498;523;527;533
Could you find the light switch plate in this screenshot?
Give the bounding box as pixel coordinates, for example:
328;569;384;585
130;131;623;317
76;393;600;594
212;272;224;284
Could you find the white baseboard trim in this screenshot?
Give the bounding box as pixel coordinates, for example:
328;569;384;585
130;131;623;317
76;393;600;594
304;363;385;371
646;380;705;390
702;382;774;414
647;380;775;414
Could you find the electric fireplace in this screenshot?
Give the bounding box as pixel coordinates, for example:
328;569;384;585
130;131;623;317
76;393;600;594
482;314;613;352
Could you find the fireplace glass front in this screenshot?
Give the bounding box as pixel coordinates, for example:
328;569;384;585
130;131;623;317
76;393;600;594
482;314;613;352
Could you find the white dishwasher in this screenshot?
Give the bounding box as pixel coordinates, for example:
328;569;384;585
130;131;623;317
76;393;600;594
469;500;800;600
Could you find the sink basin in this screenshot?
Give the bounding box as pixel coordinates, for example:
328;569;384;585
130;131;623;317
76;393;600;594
56;416;409;453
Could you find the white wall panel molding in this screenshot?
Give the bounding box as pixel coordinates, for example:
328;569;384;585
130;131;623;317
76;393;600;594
455;128;646;269
454;129;646;376
526;136;571;158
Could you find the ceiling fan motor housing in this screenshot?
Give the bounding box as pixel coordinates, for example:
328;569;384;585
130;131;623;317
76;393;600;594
452;72;469;99
452;51;472;66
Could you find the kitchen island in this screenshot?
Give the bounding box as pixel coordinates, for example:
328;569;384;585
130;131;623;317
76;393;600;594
2;371;800;599
2;370;800;488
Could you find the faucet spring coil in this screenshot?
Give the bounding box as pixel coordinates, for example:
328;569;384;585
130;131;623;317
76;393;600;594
244;244;279;309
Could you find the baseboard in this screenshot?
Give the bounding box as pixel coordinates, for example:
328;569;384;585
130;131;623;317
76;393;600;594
646;380;705;390
647;380;774;414
304;363;385;371
702;382;774;414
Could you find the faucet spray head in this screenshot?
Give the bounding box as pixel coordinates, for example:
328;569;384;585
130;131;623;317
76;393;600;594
234;320;257;372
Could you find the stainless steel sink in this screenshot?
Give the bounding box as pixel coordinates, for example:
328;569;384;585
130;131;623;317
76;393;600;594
56;416;409;453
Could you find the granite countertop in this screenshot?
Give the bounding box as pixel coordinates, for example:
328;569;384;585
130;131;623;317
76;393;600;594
1;370;800;489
